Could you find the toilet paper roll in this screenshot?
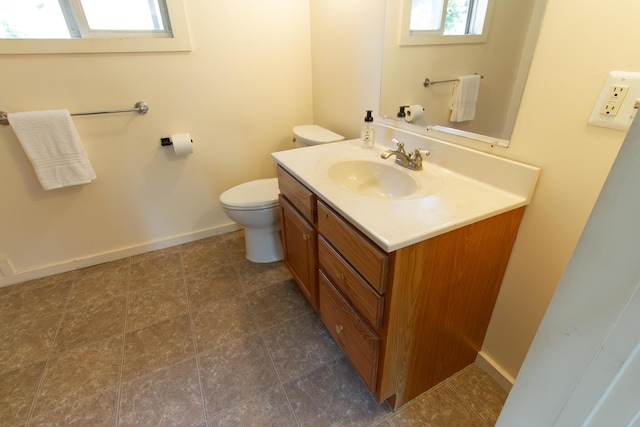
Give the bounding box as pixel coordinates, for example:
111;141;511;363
405;105;424;123
171;133;193;156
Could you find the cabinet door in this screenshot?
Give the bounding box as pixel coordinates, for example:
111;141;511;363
280;195;317;309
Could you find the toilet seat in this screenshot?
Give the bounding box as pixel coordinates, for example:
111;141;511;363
220;178;279;211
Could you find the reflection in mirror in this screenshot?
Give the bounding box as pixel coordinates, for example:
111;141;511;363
380;0;547;146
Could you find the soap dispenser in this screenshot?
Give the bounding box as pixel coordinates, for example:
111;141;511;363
361;110;375;148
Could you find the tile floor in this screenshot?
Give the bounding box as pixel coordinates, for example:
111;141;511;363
0;231;508;426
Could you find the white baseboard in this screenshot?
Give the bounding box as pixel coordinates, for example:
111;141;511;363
0;223;241;289
475;351;515;392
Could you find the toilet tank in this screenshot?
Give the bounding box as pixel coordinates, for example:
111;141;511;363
292;125;344;148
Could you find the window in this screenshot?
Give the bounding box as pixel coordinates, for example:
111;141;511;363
399;0;493;45
0;0;190;54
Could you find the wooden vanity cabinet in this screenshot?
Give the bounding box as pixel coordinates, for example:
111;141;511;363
277;165;526;409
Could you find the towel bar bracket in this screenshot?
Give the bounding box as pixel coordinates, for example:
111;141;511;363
0;101;149;126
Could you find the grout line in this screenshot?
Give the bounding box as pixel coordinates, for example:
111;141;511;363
446;381;492;427
114;256;132;427
241;262;302;427
181;245;209;426
24;271;77;423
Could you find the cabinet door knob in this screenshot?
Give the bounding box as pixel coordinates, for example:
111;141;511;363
303;233;311;241
335;325;344;334
338;274;346;281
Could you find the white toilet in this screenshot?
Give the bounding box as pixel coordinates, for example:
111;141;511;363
220;125;344;263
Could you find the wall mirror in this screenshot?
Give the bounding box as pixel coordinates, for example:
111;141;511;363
379;0;547;147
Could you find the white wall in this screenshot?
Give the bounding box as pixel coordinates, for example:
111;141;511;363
309;0;386;139
0;0;314;284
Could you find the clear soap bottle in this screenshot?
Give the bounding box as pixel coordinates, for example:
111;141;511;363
361;110;375;148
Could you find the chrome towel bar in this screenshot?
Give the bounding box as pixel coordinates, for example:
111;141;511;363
0;101;149;125
423;74;484;87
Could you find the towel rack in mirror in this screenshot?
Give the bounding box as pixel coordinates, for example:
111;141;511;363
0;101;149;126
423;74;484;87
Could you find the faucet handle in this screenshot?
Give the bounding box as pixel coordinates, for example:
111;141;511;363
392;138;406;153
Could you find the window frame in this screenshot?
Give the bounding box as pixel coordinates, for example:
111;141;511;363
0;0;191;55
398;0;494;46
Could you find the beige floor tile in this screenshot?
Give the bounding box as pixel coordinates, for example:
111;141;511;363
448;364;507;425
53;295;126;353
33;335;122;417
191;295;258;353
247;279;314;329
122;314;195;381
126;279;189;331
262;311;342;381
185;264;244;309
10;271;75;294
199;333;279;417
388;384;486;427
181;237;235;273
235;259;293;294
119;358;204;427
27;388;118;427
0;313;62;374
129;252;183;292
74;259;130;288
207;387;297;427
0;281;72;324
131;245;181;264
66;260;130;312
283;357;386;427
0;361;46;426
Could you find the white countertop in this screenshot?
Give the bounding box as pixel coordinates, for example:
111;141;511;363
271;127;539;252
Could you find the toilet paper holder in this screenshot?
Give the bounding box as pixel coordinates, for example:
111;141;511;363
161;136;193;146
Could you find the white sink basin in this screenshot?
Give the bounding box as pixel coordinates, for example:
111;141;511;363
327;160;419;198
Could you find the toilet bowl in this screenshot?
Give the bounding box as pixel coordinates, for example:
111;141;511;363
220;125;344;263
220;178;282;263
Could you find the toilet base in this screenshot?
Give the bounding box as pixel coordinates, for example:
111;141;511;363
244;226;284;263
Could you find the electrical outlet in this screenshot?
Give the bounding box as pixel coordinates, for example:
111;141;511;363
598;85;628;116
589;71;640;131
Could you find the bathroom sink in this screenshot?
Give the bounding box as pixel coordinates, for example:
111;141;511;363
327;160;419;198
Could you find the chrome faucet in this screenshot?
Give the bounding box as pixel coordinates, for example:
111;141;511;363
380;139;428;171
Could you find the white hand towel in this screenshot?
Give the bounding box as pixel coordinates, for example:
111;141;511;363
8;110;96;190
449;74;481;122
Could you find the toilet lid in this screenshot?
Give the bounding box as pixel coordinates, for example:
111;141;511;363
220;178;280;210
293;125;344;145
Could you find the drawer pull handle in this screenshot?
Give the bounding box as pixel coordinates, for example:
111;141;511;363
335;325;344;334
338;274;346;281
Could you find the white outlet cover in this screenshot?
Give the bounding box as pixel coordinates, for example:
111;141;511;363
589;71;640;131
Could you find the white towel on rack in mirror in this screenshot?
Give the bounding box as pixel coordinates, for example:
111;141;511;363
449;74;481;122
8;110;96;190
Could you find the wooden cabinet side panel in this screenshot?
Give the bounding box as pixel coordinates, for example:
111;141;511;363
279;195;318;309
380;207;525;407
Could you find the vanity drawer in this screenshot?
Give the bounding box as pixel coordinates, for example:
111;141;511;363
277;165;315;223
318;271;380;392
317;201;388;293
319;237;384;329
